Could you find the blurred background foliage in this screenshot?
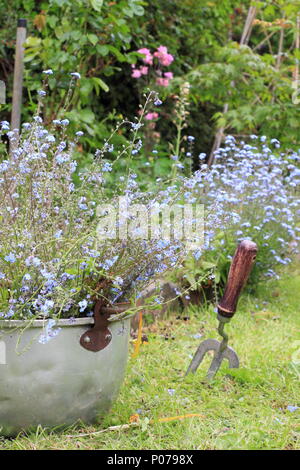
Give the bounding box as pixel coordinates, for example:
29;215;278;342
0;0;300;170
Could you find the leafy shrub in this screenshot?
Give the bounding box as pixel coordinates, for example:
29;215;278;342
2;0;300;168
0;0;147;154
183;41;300;150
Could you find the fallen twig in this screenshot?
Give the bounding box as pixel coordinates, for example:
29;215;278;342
66;422;139;438
66;413;206;439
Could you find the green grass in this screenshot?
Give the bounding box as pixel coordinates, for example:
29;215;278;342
1;265;299;450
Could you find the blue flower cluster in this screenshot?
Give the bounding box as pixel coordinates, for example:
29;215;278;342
182;135;300;278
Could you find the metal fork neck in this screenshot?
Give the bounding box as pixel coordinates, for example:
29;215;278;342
217;314;231;353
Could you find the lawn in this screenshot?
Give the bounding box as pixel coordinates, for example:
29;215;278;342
1;264;299;450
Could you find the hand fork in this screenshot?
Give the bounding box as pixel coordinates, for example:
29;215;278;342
186;240;258;381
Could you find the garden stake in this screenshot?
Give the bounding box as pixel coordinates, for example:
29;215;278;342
11;19;27;141
186;240;258;381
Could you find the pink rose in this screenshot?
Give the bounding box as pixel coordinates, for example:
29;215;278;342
140;66;149;75
156;77;169;87
164;72;173;79
156;46;168;55
132;69;142;78
160;54;174;66
154;45;174;66
145;112;159;120
137;48;153;65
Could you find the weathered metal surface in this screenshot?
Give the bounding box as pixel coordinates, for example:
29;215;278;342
0;315;131;437
185;338;239;377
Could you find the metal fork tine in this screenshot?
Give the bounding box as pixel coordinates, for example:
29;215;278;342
185;339;220;375
185;338;239;379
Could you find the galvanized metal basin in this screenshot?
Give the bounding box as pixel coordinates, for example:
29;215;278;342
0;314;131;437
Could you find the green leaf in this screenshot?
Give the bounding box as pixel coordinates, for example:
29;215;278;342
23;51;40;62
78;108;95;124
122;7;134;18
90;0;103;12
288;118;299;128
200;261;217;270
47;15;58;29
96;45;109;56
92;77;109;93
87;34;98;46
71;30;84;41
131;4;145;16
107;45;126;62
80;79;94;97
294;50;300;61
25;36;42;47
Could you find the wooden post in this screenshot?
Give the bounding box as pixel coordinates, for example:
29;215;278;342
294;15;300;83
11;18;27;135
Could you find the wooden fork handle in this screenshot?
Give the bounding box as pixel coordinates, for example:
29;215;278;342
217;240;258;319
